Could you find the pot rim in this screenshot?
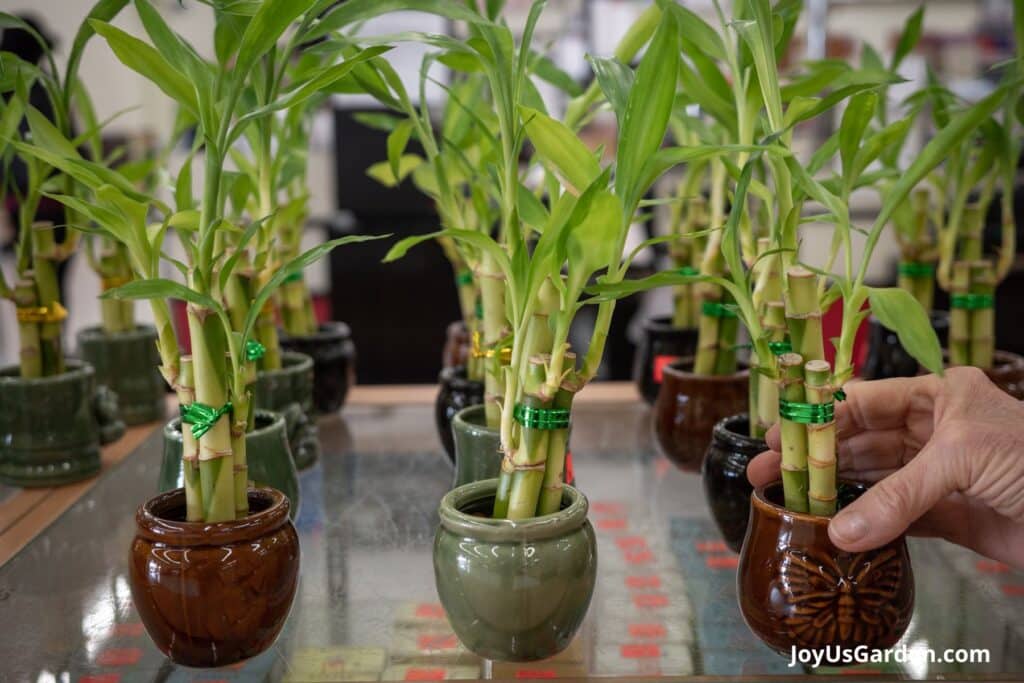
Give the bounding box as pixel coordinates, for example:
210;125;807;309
439;478;589;542
439;365;485;391
452;404;498;436
662;356;750;382
751;479;868;527
0;359;94;387
136;487;290;546
713;413;767;450
280;320;352;342
76;324;159;343
257;350;314;378
164;409;285;442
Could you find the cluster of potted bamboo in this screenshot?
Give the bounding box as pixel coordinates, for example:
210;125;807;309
0;6;131;487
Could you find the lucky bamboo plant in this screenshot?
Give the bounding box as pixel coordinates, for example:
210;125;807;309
590;0;1010;517
11;0;389;523
0;3;132;376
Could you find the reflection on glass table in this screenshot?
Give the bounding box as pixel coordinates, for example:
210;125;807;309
0;397;1022;681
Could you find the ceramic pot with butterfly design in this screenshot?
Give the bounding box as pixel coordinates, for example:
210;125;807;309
737;480;914;662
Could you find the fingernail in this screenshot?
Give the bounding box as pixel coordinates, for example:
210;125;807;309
830;511;868;543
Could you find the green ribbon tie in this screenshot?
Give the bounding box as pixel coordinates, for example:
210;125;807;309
283;271;303;284
245;339;266;362
702;301;738;319
678;266;699;277
475;301;483;319
513;404;571;430
950;293;994;311
456;270;473;286
779;399;835;425
768;340;793;356
898;261;936;278
833;388;847;402
181;401;233;439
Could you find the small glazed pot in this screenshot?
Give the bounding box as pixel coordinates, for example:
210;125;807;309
434;478;597;662
159;410;300;519
254;351;319;469
982;350;1024;400
737;481;914;660
862;312;950;380
0;360;119;487
129;487;300;667
442;320;473;369
654;358;749;472
77;325;166;425
279;321;356;414
632;316;699;405
436;366;486;462
702;414;765;553
450;404;501;488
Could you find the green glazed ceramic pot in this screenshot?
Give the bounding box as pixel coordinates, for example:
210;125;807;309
77;325;166;426
433;479;597;662
0;360;109;487
450;404;501;489
159;410;300;519
254;351;319;469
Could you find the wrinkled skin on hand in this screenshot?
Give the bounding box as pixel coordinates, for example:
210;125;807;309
748;367;1024;569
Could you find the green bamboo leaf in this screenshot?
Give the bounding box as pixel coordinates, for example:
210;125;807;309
840;91;878;186
235;0;316;77
385;229;509;278
586;269;728;302
90;20;198;116
135;0;213;96
101;278;221;312
387;118;414;183
214;9;248;66
366;155;423;187
891;6;924;70
531;52;582;97
244;234;390;342
309;0;488;41
782;60;851;101
852;115;913;179
616;9;678;210
587;56;633;122
353;111;404;133
663;2;726;61
517;184;549;230
566;190;623;294
867;287;943;375
861;44;884;72
637;144;768;200
520;105;600;192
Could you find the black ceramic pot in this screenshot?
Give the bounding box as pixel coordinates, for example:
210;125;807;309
702;414;765;553
254;351;318;469
279;321;356;414
862;311;949;380
633;316;699;405
435;366;485;462
77;325;165;425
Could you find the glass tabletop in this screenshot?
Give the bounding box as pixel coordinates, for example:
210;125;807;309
1;396;1022;681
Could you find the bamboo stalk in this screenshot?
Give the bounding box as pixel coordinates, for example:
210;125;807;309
13;278;42;378
713;289;739;376
754;302;787;439
785;267;824;363
178;357;203;522
31;223;64;376
253;268;283;371
187;298;236;523
478;251;508;428
231;359;256;516
805;360;837;516
505;358;550;520
778;353;809;513
537;360;577;516
969;260;995;370
694;250;724;375
949;260;971;366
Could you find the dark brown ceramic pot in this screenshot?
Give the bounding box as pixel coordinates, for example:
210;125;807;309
442;320;472;369
129;487;300;667
737;481;914;661
702;414;764;553
653;358;748;472
632;316;699;405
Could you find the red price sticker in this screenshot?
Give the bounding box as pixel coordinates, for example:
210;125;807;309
96;648;142;667
80;676;121;683
695;540;728;554
621;644;661;659
977;560;1010;574
417;634;459;651
625;575;661;589
633;593;669;609
615;536;648;550
652;355;680;383
625;550;654;564
515;669;557;679
597;518;627;531
405;668;447;681
705;554;739;570
628;623;667;639
1001;584;1024;597
591;502;625;515
415;603;446;619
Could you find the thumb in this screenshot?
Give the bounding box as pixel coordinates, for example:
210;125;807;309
828;442;956;551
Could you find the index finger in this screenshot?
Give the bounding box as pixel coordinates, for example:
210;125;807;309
832;374;940;440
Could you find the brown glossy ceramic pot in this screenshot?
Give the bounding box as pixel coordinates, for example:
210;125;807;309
442;320;472;369
653;358;748;472
983;350;1024;400
129;487;300;667
737;481;914;660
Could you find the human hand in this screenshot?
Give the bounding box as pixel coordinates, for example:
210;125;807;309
747;367;1024;568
